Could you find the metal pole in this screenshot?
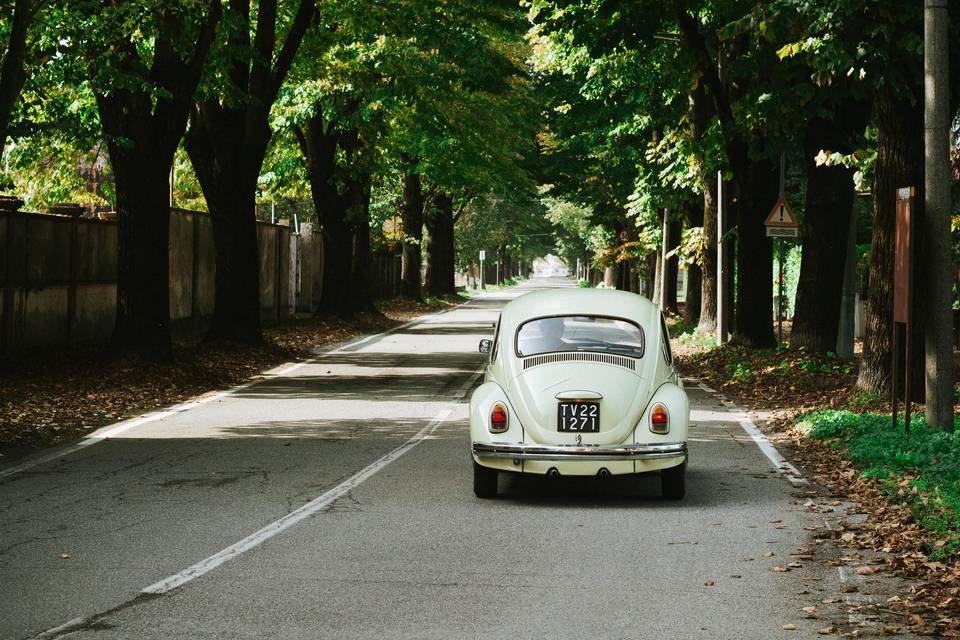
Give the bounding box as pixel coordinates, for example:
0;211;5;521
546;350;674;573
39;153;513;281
271;201;276;225
716;171;727;345
480;257;485;290
659;209;669;309
777;237;784;347
778;153;786;348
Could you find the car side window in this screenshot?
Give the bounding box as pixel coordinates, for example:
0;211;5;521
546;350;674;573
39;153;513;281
491;318;500;362
660;313;673;366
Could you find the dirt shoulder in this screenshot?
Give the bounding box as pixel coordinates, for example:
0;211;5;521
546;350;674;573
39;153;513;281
0;297;452;462
675;338;960;637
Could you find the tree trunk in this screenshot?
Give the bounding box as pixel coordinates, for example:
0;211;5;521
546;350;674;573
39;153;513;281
698;174;718;333
400;168;424;299
683;199;704;326
731;158;778;347
423;191;457;298
603;265;616;287
689;82;715;331
111;159;173;354
296;116;352;316
857;85;926;394
350;177;374;312
92;1;220;354
186;107;266;341
0;0;31;159
923;0;955;429
184;0;313;342
677;9;774;346
790;118;860;352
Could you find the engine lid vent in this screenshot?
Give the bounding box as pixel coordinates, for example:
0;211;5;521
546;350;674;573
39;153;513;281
522;352;636;371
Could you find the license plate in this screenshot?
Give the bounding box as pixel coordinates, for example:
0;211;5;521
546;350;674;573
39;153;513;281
557;402;600;432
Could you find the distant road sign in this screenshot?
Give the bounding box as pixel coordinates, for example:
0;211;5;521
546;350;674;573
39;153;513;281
764;196;799;227
764;196;800;237
479;250;486;260
766;226;799;238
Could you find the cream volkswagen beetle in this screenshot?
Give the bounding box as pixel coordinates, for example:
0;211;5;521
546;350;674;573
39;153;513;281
470;288;689;499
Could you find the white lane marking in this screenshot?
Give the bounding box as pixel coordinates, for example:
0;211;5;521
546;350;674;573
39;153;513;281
30;616;87;640
696;382;807;486
837;566;864;624
140;367;484;595
0;297;488;481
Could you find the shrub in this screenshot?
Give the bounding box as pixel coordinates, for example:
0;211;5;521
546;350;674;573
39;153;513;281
802;410;960;557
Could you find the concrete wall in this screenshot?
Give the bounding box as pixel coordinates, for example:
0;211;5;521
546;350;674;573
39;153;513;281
1;212;118;352
1;209;294;354
0;207;412;354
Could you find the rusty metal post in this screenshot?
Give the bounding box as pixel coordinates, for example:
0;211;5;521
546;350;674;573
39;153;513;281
893;187;916;436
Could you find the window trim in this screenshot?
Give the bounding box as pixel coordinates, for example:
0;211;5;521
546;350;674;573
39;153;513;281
513;314;646;359
660;313;673;366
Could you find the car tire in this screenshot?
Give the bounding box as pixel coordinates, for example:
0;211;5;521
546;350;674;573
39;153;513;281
473;461;498;498
661;462;686;500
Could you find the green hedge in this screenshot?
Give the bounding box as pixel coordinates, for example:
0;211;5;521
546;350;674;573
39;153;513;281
801;410;960;557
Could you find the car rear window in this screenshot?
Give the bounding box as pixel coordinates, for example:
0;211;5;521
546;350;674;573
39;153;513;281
515;315;645;358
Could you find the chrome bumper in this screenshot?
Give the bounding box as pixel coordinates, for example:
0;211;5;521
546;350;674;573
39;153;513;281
472;441;687;462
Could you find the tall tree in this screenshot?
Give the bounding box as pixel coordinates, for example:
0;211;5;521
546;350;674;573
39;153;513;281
0;0;39;161
923;0;954;429
185;0;315;342
81;0;221;354
789;106;868;352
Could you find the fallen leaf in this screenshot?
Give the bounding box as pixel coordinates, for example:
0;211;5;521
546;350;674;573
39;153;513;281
782;624;798;631
58;552;70;560
838;584;858;593
855;566;875;576
668;539;698;545
763;551;776;558
704;580;715;587
773;566;790;573
817;626;837;635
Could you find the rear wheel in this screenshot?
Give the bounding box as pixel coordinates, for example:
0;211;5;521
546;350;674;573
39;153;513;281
661;462;686;500
473;460;498;498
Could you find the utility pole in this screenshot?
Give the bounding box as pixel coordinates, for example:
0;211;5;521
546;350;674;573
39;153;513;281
924;0;955;430
659;209;669;309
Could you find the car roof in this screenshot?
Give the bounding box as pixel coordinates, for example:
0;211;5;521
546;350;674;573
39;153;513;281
499;288;659;331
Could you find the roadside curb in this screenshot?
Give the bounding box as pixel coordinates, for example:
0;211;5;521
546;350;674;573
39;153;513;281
684;376;807;486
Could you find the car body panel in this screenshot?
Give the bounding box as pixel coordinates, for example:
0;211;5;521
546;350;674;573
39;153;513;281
470;288;689;478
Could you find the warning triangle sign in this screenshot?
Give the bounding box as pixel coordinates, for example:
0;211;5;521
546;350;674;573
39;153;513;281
764;196;798;227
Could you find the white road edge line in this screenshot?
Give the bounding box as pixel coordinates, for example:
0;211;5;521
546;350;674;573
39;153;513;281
694;381;807;486
140;367;484;596
0;296;487;482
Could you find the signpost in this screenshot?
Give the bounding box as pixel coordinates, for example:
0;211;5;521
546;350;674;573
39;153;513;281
892;187;916;436
764;194;800;347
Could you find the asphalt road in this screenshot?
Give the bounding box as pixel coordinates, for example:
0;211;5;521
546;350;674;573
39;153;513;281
1;278;889;639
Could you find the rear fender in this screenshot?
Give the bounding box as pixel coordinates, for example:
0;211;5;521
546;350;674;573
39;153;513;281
469;381;523;445
634;382;689;445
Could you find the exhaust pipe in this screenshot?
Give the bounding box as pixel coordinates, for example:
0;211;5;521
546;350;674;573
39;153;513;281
547;467;560;478
597;468;611;478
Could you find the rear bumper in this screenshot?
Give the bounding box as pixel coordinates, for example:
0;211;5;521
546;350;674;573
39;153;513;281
471;441;687;462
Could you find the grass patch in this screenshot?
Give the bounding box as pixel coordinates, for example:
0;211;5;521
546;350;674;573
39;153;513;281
801;410;960;558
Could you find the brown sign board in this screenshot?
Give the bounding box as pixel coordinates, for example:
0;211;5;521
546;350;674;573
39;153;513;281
764;196;799;228
893;187;915;324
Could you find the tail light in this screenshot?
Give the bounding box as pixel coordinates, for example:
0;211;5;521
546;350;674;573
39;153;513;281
650;403;669;434
490;403;509;433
